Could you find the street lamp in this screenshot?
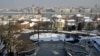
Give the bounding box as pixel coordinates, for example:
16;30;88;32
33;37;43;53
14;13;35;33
38;19;40;46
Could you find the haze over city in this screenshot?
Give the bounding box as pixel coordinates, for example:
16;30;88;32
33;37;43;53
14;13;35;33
0;0;99;9
0;0;100;56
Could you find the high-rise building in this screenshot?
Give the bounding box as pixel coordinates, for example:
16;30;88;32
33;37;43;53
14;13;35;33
32;5;35;13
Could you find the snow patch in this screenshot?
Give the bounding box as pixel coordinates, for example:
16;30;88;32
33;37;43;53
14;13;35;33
30;22;37;27
30;33;66;41
21;21;29;25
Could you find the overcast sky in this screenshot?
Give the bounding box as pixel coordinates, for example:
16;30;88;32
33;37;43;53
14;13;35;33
0;0;99;9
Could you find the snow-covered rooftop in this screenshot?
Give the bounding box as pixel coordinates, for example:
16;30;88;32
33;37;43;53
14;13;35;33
0;21;9;25
52;15;62;19
42;17;50;22
76;14;83;17
66;19;76;26
55;19;65;23
97;18;100;21
31;18;40;22
18;16;25;20
21;21;29;25
83;17;93;22
67;19;75;22
29;22;37;27
84;19;92;22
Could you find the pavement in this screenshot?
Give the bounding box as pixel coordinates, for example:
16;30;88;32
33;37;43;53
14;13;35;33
36;41;67;56
79;40;100;56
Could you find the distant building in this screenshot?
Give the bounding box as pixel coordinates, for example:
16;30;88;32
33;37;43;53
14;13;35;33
84;9;91;13
51;15;65;31
71;8;79;13
32;5;35;13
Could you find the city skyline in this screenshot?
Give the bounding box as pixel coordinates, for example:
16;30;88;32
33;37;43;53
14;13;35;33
0;0;99;9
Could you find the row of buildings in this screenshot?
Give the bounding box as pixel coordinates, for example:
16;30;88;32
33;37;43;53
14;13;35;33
0;5;100;14
0;13;100;31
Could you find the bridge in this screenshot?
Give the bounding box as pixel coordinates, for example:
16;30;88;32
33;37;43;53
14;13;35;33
22;29;100;36
21;29;100;56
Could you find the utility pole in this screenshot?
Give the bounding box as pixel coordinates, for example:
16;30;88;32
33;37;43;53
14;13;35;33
37;9;42;46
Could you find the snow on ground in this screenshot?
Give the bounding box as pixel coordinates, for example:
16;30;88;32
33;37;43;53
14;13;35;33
79;36;100;40
30;33;66;41
21;29;34;33
93;39;100;45
90;38;100;52
0;39;5;50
